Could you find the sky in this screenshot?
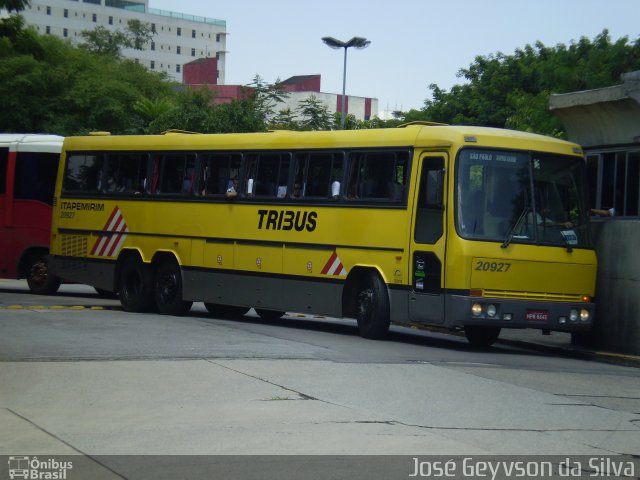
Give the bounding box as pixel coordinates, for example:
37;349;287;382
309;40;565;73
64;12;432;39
150;0;639;116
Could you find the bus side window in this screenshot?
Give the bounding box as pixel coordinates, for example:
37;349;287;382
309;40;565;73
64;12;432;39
202;153;241;196
160;155;186;195
63;154;104;193
14;152;59;205
104;153;147;194
291;154;306;199
250;153;290;198
347;151;407;202
150;154;197;195
303;152;343;199
389;152;408;202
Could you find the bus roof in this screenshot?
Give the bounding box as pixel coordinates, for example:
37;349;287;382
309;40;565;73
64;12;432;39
63;125;582;157
0;133;64;152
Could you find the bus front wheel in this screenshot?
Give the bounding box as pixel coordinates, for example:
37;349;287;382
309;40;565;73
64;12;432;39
118;256;155;312
26;252;61;295
154;260;192;316
356;273;390;339
464;326;501;348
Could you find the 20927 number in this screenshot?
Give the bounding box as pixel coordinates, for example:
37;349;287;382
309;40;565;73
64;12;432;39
475;261;511;272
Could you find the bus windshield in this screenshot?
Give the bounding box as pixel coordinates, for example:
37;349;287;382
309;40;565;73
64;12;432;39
456;149;590;248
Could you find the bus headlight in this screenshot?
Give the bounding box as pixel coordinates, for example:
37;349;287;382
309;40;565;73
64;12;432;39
471;303;483;316
569;309;579;323
580;309;590;322
486;304;497;318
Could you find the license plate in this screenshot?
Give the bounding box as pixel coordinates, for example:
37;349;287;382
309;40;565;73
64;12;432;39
525;310;549;322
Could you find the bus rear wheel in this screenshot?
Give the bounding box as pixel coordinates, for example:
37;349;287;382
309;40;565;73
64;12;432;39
26;252;61;295
204;303;250;318
464;326;501;348
355;273;390;339
255;309;285;321
118;256;155;313
154;260;192;316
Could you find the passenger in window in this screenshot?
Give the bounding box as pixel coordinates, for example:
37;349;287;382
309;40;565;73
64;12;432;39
291;183;302;199
528;210;574;229
226;177;239;199
591;207;615;217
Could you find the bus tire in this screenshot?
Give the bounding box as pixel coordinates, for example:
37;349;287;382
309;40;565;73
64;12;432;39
255;309;285;321
204;303;250;318
118;255;155;313
26;252;61;295
154;259;192;316
356;273;390;339
464;326;501;348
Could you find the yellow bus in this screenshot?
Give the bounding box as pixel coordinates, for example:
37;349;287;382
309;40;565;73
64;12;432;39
50;124;596;347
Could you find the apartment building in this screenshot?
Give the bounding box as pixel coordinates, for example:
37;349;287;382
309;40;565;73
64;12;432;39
14;0;227;83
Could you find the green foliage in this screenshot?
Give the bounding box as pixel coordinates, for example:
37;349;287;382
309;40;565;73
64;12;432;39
270;108;298;130
248;75;290;123
0;0;30;12
79;26;130;56
419;30;640;136
0;14;43;57
0;33;174;134
146;87;267;134
80;19;154;57
2;18;635;139
296;95;334;131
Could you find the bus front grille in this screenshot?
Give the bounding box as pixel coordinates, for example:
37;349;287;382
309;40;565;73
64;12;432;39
482;289;583;302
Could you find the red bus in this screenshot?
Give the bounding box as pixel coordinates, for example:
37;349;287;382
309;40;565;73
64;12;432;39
0;134;64;293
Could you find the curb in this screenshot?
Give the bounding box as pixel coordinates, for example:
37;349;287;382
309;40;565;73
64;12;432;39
495;336;640;368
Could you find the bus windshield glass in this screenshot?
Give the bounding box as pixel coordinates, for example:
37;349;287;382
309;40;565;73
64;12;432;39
456;149;590;248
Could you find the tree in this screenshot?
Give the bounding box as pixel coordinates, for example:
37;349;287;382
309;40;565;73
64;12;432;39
270;108;299;130
133;96;175;132
296;95;333;131
248;75;290;123
80;19;154;57
419;30;640;136
146;87;267;134
0;32;174;134
0;0;30;12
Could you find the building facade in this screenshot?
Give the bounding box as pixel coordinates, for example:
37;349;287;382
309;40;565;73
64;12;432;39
278;75;376;122
550;71;640;216
10;0;227;83
182;67;379;121
550;71;640;355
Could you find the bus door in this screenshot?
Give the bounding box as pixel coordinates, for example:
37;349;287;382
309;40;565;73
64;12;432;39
409;153;447;324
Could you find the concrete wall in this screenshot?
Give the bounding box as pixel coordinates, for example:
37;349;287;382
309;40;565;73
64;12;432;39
278;92;378;121
578;219;640;354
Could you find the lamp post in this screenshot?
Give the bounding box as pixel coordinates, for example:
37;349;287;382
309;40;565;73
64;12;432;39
322;36;370;129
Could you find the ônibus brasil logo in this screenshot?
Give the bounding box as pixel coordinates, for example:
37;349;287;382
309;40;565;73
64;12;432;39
7;456;73;479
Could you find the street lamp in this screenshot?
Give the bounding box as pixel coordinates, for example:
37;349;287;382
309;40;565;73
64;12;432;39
322;36;370;129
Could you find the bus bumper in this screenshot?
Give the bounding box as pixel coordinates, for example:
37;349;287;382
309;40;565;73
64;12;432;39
446;294;595;332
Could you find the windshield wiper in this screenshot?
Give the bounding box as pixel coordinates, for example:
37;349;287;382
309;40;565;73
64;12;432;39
501;206;530;249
